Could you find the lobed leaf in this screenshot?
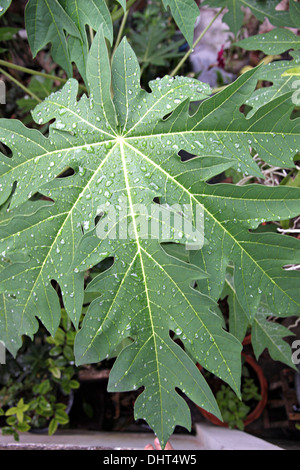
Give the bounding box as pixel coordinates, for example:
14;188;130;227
237;28;300;55
1;28;300;446
223;267;297;369
58;0;113;86
244;51;300;117
25;0;81;78
162;0;200;47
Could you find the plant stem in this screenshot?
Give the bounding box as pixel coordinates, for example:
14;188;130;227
0;67;42;102
111;0;136;23
111;8;129;62
170;7;225;77
0;59;87;92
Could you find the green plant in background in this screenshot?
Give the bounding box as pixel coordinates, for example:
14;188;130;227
0;310;79;440
216;377;261;431
0;0;299;449
126;1;186;82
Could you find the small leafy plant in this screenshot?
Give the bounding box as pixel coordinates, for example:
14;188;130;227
0;0;299;448
0;310;79;440
216;377;261;431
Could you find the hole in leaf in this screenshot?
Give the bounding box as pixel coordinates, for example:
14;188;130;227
179;149;197;162
94;256;115;273
56;167;75;178
0;142;12;157
162;111;172;121
50;279;63;307
152;196;161;205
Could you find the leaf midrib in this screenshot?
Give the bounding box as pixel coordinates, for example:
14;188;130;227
119;140;164;435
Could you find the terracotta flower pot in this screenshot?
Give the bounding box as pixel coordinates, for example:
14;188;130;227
197;352;268;428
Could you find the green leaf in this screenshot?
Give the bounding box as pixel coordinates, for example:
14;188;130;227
37;397;53;414
252;308;297;369
224;270;297;369
52;328;66;347
38;379;52;395
17;77;58;114
289;0;300;29
2;426;18;437
0;27;20;41
63;344;74;361
0;0;11;17
48;418;58;435
1;29;300;447
162;0;199;46
0;195;85;355
6;415;17;425
116;0;126;10
5;407;18;417
58;0;113;86
54;408;69;424
16;422;31;432
244;51;300;117
49;365;62;379
70;379;80;389
25;0;81;78
204;0;291;35
222;268;249;343
236;28;300;55
6;399;30;423
282;67;300;77
49;346;63;356
130;21;185;71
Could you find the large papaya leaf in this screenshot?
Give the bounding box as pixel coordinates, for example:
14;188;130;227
0;29;300;446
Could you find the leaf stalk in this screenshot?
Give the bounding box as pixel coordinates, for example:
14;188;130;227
0;60;87;92
0;66;42;102
170;7;225;77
